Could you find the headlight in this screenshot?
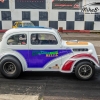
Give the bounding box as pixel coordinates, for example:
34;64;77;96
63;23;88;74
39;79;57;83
88;50;93;54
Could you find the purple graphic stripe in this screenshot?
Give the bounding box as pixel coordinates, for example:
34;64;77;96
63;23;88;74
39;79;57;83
16;49;72;68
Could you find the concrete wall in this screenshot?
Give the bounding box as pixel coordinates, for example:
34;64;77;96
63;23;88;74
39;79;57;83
0;0;100;30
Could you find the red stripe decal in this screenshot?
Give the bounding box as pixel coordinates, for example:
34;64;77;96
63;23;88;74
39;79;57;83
71;54;98;64
62;60;75;71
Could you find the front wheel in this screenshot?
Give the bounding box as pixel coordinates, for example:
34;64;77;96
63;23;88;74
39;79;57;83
0;56;22;79
75;61;95;80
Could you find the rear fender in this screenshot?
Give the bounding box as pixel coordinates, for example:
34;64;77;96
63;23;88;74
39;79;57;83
0;51;27;71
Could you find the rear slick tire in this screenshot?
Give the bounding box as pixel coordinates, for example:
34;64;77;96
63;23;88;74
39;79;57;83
0;56;22;79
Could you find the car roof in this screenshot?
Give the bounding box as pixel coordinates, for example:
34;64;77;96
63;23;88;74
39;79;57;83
17;26;52;29
3;27;58;38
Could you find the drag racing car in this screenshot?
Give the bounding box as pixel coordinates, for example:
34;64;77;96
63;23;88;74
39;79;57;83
12;21;35;28
0;26;99;80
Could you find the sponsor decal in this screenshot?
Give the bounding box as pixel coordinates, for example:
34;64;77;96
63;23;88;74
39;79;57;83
52;64;59;69
32;50;58;57
52;0;82;10
49;64;59;69
81;2;100;14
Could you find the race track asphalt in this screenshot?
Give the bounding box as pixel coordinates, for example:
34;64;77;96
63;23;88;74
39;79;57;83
0;71;100;100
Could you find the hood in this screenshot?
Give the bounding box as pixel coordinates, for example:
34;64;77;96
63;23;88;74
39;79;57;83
62;40;91;47
62;40;99;62
66;41;88;46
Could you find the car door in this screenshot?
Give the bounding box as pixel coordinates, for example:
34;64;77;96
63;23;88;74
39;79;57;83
28;31;63;70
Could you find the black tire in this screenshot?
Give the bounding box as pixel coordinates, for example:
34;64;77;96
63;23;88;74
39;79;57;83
75;61;95;80
0;56;22;79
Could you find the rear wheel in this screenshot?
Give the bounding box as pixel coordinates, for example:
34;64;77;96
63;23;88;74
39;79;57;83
0;56;22;79
75;61;95;80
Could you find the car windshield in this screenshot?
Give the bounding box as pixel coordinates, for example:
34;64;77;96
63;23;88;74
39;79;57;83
53;28;62;41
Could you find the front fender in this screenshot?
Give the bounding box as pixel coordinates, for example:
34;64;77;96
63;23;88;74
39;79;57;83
0;51;27;71
71;53;100;68
60;53;100;73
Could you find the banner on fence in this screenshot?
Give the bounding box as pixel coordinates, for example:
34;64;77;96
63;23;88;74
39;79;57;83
52;0;82;10
15;0;46;9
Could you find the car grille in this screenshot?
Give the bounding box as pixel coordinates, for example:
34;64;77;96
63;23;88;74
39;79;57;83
73;48;88;52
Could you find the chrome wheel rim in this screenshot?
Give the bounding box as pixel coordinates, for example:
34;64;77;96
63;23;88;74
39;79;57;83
3;62;16;74
78;64;92;79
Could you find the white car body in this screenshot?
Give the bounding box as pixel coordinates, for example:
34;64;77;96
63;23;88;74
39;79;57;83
0;27;99;80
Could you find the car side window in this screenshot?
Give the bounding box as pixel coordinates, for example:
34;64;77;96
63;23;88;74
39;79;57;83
7;34;27;45
31;33;58;45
